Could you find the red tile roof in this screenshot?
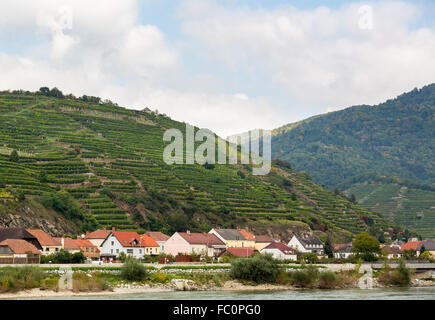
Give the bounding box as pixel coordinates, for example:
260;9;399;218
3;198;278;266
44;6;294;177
263;242;297;255
85;229;112;239
238;228;256;241
0;239;41;254
146;231;170;242
179;232;225;245
54;237;80;250
109;231;159;247
75;239;100;252
221;247;255;257
401;241;421;251
26;229;59;246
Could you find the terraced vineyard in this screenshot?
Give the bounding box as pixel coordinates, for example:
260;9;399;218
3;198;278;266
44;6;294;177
347;183;435;238
0;90;412;240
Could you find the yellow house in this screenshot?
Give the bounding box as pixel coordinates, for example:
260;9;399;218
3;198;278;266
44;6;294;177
27;229;62;255
208;229;255;248
254;235;274;251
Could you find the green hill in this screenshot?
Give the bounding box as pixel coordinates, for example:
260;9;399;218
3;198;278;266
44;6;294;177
0;88;415;242
272;84;435;238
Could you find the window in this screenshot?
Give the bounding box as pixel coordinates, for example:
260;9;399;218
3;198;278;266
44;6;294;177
111;241;114;246
46;248;49;251
111;249;113;254
127;249;133;255
139;249;142;254
86;248;89;252
116;249;119;254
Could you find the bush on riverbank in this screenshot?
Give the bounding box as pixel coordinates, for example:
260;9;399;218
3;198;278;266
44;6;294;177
40;250;86;264
72;272;111;292
0;266;47;293
120;257;148;281
230;254;281;284
378;259;411;286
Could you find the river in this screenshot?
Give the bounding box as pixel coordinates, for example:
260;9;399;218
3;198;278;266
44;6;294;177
12;287;435;300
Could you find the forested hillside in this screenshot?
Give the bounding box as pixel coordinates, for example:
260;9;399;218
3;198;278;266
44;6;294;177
0;89;415;242
272;84;435;237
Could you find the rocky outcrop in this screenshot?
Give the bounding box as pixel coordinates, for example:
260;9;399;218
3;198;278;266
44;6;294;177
0;206;77;236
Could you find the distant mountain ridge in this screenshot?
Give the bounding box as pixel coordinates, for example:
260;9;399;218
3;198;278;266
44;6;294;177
271;84;435;237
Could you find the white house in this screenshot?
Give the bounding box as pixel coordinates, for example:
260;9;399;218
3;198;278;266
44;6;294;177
99;231;159;260
164;232;226;257
288;235;324;254
260;242;297;261
334;243;353;259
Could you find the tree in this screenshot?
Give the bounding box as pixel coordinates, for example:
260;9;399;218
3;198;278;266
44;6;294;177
9;150;19;162
324;238;334;258
334;188;340;196
230;253;281;283
352;232;381;261
120;257;148;281
419;244;426;255
349;194;357;204
39;87;50;95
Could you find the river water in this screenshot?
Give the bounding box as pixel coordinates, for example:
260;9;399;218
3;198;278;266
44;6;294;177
15;287;435;300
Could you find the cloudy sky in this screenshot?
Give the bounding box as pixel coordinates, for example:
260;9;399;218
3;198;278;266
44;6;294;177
0;0;434;137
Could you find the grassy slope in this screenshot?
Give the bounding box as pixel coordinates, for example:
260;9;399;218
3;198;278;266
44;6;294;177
0;90;412;241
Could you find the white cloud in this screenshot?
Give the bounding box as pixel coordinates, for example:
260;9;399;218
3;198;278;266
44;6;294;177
178;0;435;111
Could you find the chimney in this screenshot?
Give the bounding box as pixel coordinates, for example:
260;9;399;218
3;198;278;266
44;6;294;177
112;227;115;231
61;238;64;247
104;227;106;231
187;230;190;234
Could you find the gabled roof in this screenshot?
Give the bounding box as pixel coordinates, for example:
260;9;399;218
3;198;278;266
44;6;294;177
382;246;402;255
54;237;80;250
0;239;41;254
74;239;100;253
104;231;159;248
263;242;297;255
0;228;42;250
334;243;353;253
212;229;247;241
417;240;435;251
294;235;323;248
85;229;112;239
26;229;59;246
146;231;170;242
178;232;225;246
220;247;255;257
255;235;273;243
237;228;255;241
401;241;421;252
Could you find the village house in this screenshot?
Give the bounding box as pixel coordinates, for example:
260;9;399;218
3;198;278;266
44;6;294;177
260;242;297;261
400;241;421;253
100;231;159;260
164;231;226;257
208;228;254;248
254;235;274;251
218;247;255;260
26;229;62;255
146;231;170;254
54;237;81;254
84;228;112;247
417;240;435;257
288;235;324;255
334;243;354;259
75;239;100;260
0;228;42;251
0;239;41;264
382;245;403;259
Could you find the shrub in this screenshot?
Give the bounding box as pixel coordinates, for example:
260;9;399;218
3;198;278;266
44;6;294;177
230;253;281;284
120;257;148;281
378;259;411;286
290;265;319;287
318;271;337;289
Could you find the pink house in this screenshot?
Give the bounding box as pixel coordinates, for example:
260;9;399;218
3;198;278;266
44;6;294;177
164;232;225;257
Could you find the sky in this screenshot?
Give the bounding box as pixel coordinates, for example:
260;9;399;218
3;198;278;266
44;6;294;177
0;0;434;138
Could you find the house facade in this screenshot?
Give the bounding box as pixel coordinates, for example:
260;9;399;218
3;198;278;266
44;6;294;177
288;235;324;254
417;240;435;257
334;243;353;259
27;229;62;255
254;235;274;251
55;237;81;254
381;245;403;259
208;229;254;248
0;239;41;264
260;242;297;261
75;239;100;260
0;228;42;251
146;231;170;254
164;232;225;257
100;231;159;259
